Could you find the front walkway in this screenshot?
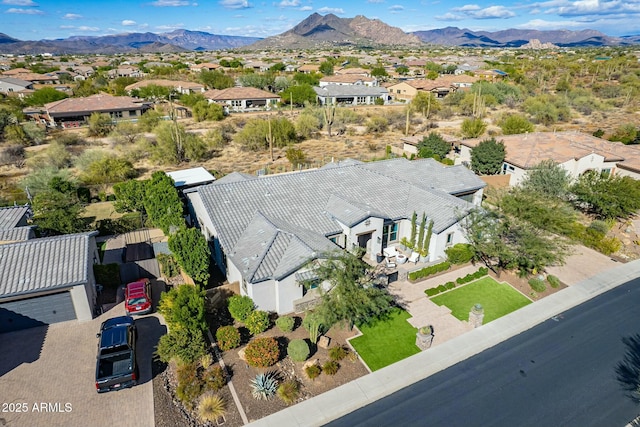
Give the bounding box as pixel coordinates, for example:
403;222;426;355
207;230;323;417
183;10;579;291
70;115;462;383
387;264;479;347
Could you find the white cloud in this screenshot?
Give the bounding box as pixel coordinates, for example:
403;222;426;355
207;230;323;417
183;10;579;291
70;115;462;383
300;5;312;10
219;0;252;8
1;0;37;5
435;12;465;21
150;0;189;6
517;18;584;29
59;25;74;29
317;7;345;14
77;26;100;31
278;0;299;6
5;7;43;14
155;23;185;30
62;13;82;20
122;19;137;26
450;4;515;19
389;4;404;11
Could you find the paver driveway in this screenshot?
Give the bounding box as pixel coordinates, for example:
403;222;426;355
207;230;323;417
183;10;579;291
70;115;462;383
0;296;165;427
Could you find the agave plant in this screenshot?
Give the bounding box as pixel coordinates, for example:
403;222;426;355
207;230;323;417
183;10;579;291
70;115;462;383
250;371;279;400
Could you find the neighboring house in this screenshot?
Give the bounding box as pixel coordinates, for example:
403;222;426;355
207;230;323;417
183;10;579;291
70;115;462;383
166;167;216;192
5;72;59;85
203;87;280;111
334;67;371;77
0;231;100;333
314;84;389;105
72;66;95;78
0;205;36;244
42;94;150;128
190;63;220;72
457;131;640;185
185;157;486;314
125;79;205;95
388;75;477;102
0;77;33;95
473;69;508;81
107;66;143;78
244;61;273;72
297;64;320;74
319;74;378;87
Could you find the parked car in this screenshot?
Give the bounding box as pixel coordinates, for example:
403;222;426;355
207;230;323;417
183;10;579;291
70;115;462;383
124;278;152;315
95;316;138;393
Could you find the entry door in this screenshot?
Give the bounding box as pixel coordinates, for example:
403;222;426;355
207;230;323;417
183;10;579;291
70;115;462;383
357;232;373;251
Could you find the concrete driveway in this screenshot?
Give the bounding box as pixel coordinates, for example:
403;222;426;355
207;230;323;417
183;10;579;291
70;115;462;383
0;285;166;427
546;244;621;286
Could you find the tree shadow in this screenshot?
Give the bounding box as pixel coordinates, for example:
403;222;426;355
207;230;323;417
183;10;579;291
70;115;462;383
615;333;640;404
276;336;289;362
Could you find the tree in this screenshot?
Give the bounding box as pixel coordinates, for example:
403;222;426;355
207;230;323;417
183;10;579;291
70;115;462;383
110;121;140;145
113;179;147;213
137;109;164;132
234;117;297;151
137;84;171;102
152;121;208;164
88;112;115;137
168;227;211;285
31;176;85;236
80;155;137;186
571;171;640;219
280;84;317;106
285;146;306;167
396;65;409;75
470;138;505;175
293;72;321;86
199;70;235;90
520;160;571;198
144;171;184;235
238;73;274;90
460;208;570;276
461;117;487;139
609;124;639;145
310;249;393;329
498;189;577;236
370;66;388;79
295;112;321;139
24;87;68;106
417;132;451;160
499;114;534;135
410;91;439;118
319;61;334;76
192;101;224;122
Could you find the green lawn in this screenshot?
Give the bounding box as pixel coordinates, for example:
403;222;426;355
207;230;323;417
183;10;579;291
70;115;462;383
349;308;420;371
431;276;532;324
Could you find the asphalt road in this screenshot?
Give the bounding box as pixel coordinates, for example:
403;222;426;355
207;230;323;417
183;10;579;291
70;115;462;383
327;278;640;427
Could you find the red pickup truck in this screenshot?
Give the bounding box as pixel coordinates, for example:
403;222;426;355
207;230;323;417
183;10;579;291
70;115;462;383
124;279;152;316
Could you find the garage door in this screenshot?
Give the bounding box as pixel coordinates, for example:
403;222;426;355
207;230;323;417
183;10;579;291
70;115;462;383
0;292;77;333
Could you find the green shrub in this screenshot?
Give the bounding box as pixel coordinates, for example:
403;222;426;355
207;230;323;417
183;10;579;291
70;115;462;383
425;287;440;297
322;360;339;376
329;346;348;361
176;362;204;409
277;379;300;405
287;339;310;362
95;212;142;236
216;326;241;351
155;329;207;364
305;364;321;380
445;281;456;290
245;310;270;335
157;253;180;278
588;220;610;235
93;263;121;288
445;243;475;264
547;275;561;288
203;365;227;391
528;277;546;293
436;284;447;293
245;337;280;368
408;261;451;282
228;295;255;322
456;267;489;285
275;316;295;333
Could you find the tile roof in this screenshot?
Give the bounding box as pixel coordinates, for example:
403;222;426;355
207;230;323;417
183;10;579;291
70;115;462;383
314;85;388;97
0;77;33;88
0;206;30;229
0;226;35;243
192;158;484;283
461;131;634;170
0;231;98;298
203;87;280;101
45;94;147;116
320;75;376;84
124;79;204;91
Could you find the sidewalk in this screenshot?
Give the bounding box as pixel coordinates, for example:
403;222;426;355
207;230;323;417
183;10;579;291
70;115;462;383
248;259;640;427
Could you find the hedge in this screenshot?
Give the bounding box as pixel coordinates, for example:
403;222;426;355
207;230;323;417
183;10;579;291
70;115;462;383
424;267;488;297
408;261;451;282
547;274;560;288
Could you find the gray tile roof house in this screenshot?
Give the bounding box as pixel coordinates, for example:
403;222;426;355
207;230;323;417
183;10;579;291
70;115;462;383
186;158;485;314
0;205;30;230
0;231;100;333
314;84;389;105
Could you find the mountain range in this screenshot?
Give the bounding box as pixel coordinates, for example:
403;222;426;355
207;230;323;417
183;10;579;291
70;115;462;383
0;13;638;55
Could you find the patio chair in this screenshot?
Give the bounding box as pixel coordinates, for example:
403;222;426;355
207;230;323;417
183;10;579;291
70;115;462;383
385;257;397;269
408;252;420;264
383;246;398;258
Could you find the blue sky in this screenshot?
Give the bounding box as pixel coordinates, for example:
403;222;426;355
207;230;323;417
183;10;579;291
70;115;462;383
1;0;638;41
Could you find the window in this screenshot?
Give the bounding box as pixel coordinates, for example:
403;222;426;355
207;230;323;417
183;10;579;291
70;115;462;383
231;100;242;107
329;234;345;248
357;96;366;104
129;110;138;116
383;222;398;244
111;111;123;118
446;232;454;246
